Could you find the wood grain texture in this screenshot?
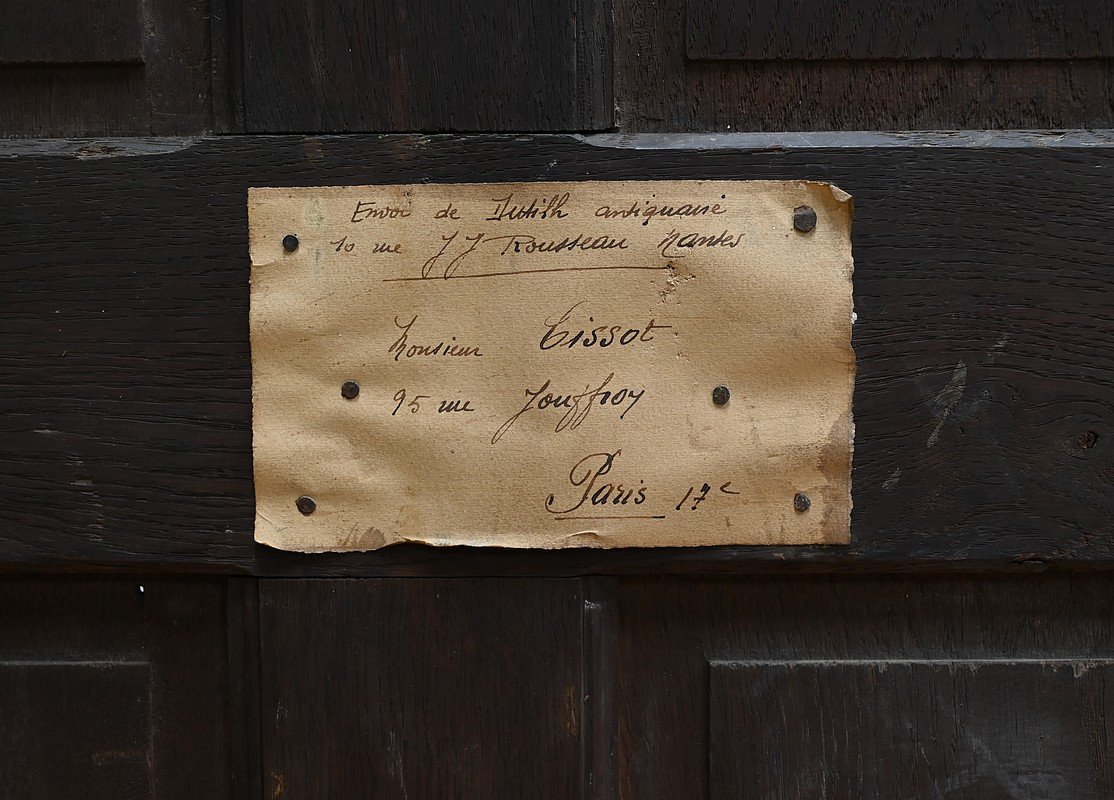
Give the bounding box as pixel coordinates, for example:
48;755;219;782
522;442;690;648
618;574;1114;800
0;134;1110;574
687;0;1114;61
0;661;151;799
0;0;210;136
583;577;619;800
224;578;263;800
617;0;1114;130
210;0;247;134
0;0;144;65
259;578;586;799
710;659;1114;799
0;578;236;798
240;0;613;132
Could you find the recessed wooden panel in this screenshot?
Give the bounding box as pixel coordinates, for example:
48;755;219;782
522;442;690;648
0;0;209;136
618;0;1114;130
241;0;612;132
0;661;151;799
687;0;1114;61
618;575;1114;799
710;660;1114;799
0;0;143;65
259;579;585;798
0;578;236;800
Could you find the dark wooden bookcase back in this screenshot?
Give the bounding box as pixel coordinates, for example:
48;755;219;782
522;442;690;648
0;1;1111;798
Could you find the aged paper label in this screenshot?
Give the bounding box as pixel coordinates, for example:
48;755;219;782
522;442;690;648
249;181;854;551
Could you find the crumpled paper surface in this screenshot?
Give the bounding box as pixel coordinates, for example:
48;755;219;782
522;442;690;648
249;180;854;551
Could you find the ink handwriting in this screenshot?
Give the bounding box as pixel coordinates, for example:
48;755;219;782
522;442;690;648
388;315;484;362
491;373;644;445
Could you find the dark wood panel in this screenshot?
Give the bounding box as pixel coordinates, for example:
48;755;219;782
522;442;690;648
687;0;1114;61
0;661;151;799
617;0;1114;130
259;578;586;798
0;0;210;136
240;0;612;132
0;134;1110;574
225;578;263;800
583;577;620;800
710;660;1114;799
618;574;1114;800
0;0;143;64
0;578;237;799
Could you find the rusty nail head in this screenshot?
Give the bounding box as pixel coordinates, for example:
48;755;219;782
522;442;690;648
793;492;811;512
296;495;316;515
282;233;300;252
1079;430;1098;449
793;206;817;233
341;380;360;400
712;385;730;405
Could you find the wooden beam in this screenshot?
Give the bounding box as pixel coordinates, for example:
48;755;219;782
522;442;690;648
0;133;1110;574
